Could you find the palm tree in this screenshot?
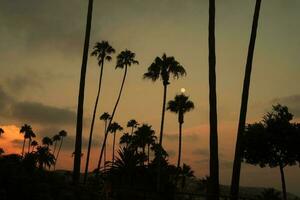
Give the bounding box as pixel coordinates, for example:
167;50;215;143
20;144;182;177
55;130;67;170
84;41;115;183
167;94;194;169
144;53;186;191
97;112;111;170
35;146;55;170
52;134;61;155
98;49;138;170
73;0;94;184
42;137;53;148
208;0;219;199
31;140;38;152
0;128;4;137
120;133;133;148
179;164;195;189
20;124;36;156
230;1;262;199
0;148;4;156
143;54;186;147
108;122;123;163
127;119;138;135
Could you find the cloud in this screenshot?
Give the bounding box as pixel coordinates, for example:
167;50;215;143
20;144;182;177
165;133;200;142
0;86;76;125
271;94;300;118
192;148;209;157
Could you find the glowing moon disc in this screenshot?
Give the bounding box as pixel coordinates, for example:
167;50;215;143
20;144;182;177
180;88;186;93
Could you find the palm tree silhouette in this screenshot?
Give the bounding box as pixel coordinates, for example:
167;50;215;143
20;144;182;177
0;128;4;137
73;0;94;184
127;119;138;135
42;137;53;148
143;54;186;148
98;49;138;170
84;41;115;183
230;1;262;199
0;148;4;155
52;134;61;155
208;0;220;199
167;94;194;169
179;163;195;189
120;132;133;148
35;146;55;170
97;112;111;170
143;53;186;191
20;124;36;156
134;124;156;164
55;130;67;170
108;122;123;164
30;140;38;152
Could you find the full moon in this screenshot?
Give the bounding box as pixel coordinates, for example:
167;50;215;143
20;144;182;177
180;88;186;93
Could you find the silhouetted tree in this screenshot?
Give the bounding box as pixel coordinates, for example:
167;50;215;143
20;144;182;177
208;0;219;199
108;122;123;163
84;41;115;183
97;112;111;170
20;124;36;156
55;130;67;170
0;148;4;155
120;132;133;148
42;136;53;147
30;140;38;152
167;94;194;169
231;1;262;199
178;163;195;189
35;146;55;170
127;119;138;135
143;53;186;190
242;105;300;200
98;49;138;170
73;0;94;184
52;134;60;155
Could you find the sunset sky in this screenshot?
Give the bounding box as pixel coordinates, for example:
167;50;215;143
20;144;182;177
0;0;300;195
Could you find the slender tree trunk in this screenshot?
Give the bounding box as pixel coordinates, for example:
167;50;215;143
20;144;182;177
131;127;134;135
97;65;128;170
230;1;261;199
55;138;64;170
21;138;26;157
73;0;94;184
157;84;168;191
208;0;220;199
84;60;105;183
27;138;31;153
177;122;183;169
112;132;116;164
279;164;287;200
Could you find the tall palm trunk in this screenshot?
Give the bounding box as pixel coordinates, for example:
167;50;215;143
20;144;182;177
21;138;26;157
103;120;107;169
230;1;261;199
97;65;128;170
147;144;150;165
157;83;168;191
112;132;116;163
55;137;64;170
84;60;105;183
27;138;31;153
177;122;183;169
208;0;219;199
279;164;287;200
73;0;94;184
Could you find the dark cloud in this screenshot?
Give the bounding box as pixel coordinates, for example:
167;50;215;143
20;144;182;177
0;86;76;125
271;95;300;117
11;139;23;148
165;133;199;142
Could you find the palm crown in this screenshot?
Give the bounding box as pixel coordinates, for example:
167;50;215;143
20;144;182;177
167;94;194;123
52;134;61;142
42;137;53;146
127;119;138;128
108;122;123;133
143;53;186;85
58;130;67;137
116;49;139;69
100;112;111;121
91;41;115;65
20;124;36;139
0;128;4;136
